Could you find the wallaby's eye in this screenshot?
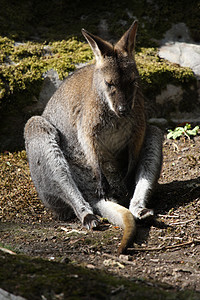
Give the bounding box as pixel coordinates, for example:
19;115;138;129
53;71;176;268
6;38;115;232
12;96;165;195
104;80;114;88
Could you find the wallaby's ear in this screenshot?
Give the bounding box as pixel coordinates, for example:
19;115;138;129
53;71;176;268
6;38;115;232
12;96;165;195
115;21;138;57
82;29;113;62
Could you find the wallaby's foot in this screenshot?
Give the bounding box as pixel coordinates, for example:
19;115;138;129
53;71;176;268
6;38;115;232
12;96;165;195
139;208;154;219
83;214;100;230
131;207;154;220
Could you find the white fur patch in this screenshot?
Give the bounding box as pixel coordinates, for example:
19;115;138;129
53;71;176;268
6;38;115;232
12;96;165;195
104;91;116;114
129;177;152;217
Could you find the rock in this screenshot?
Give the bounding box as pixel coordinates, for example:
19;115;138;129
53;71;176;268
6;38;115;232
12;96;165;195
170;112;200;126
156;84;183;106
38;69;63;111
161;23;193;44
22;69;63;116
157;23;200;120
159;42;200;77
0;288;26;300
151;82;200;120
159;23;200;77
98;19;110;41
148;118;168;128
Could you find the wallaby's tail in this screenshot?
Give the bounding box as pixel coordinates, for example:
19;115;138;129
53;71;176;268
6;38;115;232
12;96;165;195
94;199;136;255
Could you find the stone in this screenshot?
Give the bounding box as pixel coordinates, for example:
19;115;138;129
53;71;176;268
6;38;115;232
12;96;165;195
23;69;63;116
0;288;26;300
159;42;200;77
161;23;193;44
39;69;63;107
148;118;168;127
159;23;200;77
156;23;200;120
156;84;183;106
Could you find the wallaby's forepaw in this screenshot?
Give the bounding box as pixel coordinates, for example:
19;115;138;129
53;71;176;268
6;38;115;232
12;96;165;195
96;176;110;199
83;214;100;230
131;207;154;220
96;185;106;200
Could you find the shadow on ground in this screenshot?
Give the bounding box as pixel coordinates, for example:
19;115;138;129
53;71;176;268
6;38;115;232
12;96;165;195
0;251;199;300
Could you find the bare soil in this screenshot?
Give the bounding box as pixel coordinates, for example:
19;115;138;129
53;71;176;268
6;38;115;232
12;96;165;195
0;134;200;295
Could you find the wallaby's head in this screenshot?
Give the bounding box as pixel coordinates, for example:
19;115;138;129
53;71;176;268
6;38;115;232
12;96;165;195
82;21;139;117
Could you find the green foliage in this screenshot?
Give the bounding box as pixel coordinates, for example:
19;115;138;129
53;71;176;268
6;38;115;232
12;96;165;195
50;39;93;79
0;36;14;63
10;42;45;61
0;37;195;107
0;37;93;104
167;123;199;140
136;48;195;96
0;1;198;108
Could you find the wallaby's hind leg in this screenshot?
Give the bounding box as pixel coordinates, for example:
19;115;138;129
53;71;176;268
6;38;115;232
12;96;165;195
129;125;163;219
24;116;99;228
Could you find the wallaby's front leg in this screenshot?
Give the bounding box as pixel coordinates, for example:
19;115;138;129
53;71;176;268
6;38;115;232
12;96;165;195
77;128;109;199
24;116;99;229
95;165;110;199
129;126;163;219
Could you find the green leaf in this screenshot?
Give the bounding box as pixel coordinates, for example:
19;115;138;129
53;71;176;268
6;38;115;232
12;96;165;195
167;124;199;140
186;126;199;136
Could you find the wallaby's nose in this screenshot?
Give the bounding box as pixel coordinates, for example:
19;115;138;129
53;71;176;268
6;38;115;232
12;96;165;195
118;105;128;116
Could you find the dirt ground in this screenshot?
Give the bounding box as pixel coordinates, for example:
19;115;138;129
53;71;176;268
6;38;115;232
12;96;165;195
0;133;200;294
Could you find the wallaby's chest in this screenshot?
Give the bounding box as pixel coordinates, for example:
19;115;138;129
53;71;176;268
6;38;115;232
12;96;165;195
96;117;134;157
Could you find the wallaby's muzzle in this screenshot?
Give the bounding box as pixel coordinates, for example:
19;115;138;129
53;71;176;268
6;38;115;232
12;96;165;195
117;104;129;116
115;93;135;117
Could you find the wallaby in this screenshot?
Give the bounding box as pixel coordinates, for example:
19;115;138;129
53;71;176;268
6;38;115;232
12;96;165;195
24;21;163;255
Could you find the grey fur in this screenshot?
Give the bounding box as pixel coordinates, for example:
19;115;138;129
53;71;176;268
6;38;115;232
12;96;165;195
24;21;163;234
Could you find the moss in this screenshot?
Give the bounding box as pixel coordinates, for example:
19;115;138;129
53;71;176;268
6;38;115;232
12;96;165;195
0;38;195;107
49;39;93;79
10;42;45;61
0;37;93;107
136;48;195;97
0;36;14;63
0;39;45;103
0;0;198;108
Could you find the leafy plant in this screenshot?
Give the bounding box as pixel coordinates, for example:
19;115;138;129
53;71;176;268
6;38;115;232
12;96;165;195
167;123;199;140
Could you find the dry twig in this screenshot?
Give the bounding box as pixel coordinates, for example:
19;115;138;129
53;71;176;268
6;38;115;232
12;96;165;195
103;253;136;266
128;239;200;252
0;247;17;255
168;219;195;226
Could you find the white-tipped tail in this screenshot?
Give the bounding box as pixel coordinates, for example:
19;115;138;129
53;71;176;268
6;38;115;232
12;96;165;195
94;199;136;255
